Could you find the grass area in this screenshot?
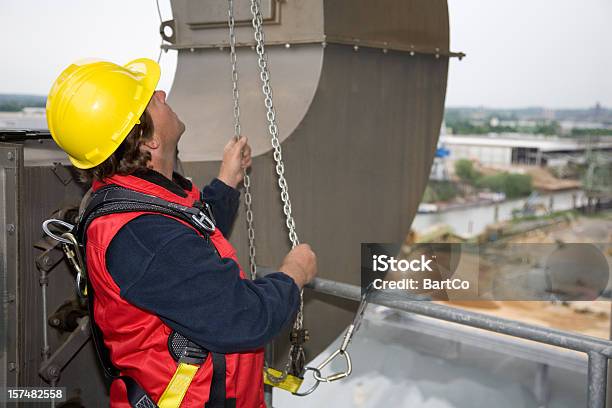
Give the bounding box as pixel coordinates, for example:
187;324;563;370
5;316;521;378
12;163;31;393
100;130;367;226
455;159;533;199
509;209;579;224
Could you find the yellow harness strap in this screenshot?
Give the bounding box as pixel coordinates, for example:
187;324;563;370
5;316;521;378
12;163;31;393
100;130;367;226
263;367;304;394
158;362;200;408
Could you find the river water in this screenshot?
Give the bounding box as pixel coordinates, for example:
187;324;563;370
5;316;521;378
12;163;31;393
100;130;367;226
412;189;587;237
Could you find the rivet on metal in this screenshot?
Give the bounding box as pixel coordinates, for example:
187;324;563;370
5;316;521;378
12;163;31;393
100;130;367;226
8;362;16;372
47;366;60;377
285;43;291;49
353;45;359;52
7;224;16;234
189;47;195;52
7;151;15;161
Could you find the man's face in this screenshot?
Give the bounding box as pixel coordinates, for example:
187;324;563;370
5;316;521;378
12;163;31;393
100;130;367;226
146;90;185;146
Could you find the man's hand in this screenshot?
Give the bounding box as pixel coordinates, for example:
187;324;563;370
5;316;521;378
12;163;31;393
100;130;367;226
278;244;318;289
218;136;252;188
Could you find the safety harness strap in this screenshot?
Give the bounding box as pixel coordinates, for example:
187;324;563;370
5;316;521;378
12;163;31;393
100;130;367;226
206;353;227;408
75;184;216;247
121;376;158;408
263;368;304;394
157;363;199;408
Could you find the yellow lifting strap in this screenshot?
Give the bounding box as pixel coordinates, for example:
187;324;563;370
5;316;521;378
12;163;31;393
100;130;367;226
263;367;304;394
158;362;200;408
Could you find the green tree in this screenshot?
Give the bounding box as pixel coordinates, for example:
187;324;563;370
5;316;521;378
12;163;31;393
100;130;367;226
454;159;481;183
478;172;532;198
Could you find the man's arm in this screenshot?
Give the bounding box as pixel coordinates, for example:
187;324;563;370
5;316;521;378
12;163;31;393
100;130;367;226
201;178;240;236
106;214;300;353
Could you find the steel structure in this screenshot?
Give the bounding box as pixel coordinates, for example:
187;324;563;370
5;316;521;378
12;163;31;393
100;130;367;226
165;0;456;365
257;269;612;408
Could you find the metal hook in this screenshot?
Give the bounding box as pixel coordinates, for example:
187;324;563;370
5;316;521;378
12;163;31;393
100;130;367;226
42;219;75;244
60;232;88;299
312;349;352;383
293;367;322;396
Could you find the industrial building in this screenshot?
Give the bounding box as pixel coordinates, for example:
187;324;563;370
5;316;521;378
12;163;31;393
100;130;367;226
441;133;612;166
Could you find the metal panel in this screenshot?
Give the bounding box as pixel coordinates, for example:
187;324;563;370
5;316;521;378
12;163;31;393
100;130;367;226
186;0;276;28
170;44;324;161
0;153;108;404
164;0;463;57
324;0;452;55
0;143;21;389
183;44;449;362
166;0;325;49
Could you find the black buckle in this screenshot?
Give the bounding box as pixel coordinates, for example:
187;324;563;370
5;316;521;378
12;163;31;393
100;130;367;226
168;331;208;366
179;345;208;365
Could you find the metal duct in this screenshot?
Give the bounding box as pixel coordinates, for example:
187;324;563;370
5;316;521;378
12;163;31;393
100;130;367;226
166;0;454;364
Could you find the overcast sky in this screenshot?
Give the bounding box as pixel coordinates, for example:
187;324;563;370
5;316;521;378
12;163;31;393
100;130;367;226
1;0;611;109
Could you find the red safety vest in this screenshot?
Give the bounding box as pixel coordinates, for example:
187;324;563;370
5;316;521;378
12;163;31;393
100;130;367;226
85;173;264;407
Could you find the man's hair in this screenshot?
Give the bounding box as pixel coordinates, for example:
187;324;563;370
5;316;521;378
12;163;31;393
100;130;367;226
78;111;155;183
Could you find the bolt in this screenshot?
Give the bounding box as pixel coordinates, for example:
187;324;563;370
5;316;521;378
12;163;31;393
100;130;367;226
7;151;15;161
285;43;291;49
8;362;16;372
47;365;60;378
44;256;52;265
7;224;15;234
353;45;359;52
51;318;61;327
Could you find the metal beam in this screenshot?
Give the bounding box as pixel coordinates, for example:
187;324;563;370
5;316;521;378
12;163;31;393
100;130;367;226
258;269;612;405
589;352;608;408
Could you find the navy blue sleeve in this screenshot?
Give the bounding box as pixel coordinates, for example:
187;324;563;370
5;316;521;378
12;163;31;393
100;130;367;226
201;178;240;236
105;214;300;353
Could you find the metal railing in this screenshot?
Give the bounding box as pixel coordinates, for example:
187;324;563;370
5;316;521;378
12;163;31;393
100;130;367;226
259;270;612;408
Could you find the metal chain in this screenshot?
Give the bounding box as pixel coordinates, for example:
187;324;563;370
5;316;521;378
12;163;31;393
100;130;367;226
227;0;258;280
249;0;306;381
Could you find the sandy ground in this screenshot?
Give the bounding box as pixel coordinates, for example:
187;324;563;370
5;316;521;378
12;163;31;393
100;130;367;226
443;215;612;339
479;164;581;191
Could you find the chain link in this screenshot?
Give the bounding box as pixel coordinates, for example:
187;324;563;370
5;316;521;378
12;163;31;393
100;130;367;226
249;0;306;381
227;0;258;280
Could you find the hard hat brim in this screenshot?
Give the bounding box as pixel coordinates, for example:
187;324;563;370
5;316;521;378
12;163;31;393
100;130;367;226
67;58;161;169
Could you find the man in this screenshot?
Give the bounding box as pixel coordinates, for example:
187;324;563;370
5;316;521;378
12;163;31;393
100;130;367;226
46;58;317;407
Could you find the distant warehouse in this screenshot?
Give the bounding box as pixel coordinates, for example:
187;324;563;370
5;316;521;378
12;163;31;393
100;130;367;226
440;134;612;166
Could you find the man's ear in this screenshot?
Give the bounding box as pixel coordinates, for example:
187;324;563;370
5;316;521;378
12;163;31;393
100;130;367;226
142;135;160;151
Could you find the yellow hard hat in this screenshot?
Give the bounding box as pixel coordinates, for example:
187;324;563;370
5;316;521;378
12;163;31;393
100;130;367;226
46;58;161;169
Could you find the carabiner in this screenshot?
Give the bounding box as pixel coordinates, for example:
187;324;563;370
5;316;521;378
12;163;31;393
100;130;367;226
61;232;88;298
293;367;322;396
312;348;352;383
